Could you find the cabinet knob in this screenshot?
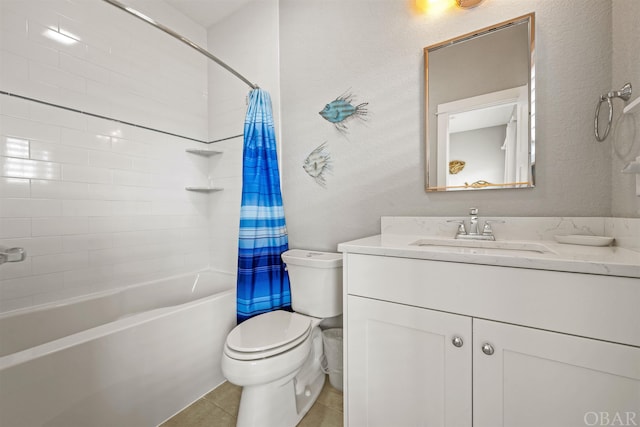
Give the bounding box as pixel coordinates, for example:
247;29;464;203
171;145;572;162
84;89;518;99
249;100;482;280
452;336;464;348
481;343;495;355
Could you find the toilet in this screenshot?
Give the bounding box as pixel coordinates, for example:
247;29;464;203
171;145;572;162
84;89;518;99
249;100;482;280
221;249;343;427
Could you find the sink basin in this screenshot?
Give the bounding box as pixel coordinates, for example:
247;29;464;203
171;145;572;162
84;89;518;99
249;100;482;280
410;238;554;254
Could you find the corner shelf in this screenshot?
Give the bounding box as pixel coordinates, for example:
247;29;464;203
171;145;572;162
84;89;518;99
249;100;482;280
621;158;640;174
621;156;640;197
185;148;223;157
185;186;224;192
185;148;224;192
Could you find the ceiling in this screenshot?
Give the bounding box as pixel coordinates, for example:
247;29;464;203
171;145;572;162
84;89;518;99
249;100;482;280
449;103;517;134
164;0;252;29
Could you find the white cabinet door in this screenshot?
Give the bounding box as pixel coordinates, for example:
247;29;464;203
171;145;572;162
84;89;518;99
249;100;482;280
474;319;640;427
347;295;472;427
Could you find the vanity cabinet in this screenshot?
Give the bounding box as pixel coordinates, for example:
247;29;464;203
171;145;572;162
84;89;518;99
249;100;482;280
343;253;640;427
473;319;640;427
347;295;471;427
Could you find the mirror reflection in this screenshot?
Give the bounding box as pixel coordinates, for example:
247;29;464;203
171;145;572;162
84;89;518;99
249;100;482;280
425;14;535;192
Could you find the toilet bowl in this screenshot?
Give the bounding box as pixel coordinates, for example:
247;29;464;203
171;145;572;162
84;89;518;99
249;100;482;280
221;311;325;427
221;249;343;427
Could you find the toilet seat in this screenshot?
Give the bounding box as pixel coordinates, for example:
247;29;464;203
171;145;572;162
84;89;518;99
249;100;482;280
225;311;312;361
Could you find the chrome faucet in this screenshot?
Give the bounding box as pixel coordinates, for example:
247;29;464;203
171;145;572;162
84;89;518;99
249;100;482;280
451;208;503;241
468;208;479;235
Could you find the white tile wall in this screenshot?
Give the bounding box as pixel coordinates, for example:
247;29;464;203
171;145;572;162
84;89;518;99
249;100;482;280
0;0;212;312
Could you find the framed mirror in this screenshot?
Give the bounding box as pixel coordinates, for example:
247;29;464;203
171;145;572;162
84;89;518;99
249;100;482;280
425;13;535;192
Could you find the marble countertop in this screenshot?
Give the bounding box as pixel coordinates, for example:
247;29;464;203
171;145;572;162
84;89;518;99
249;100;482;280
338;234;640;278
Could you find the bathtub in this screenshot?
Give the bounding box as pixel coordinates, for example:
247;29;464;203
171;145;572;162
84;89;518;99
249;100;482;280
0;270;236;427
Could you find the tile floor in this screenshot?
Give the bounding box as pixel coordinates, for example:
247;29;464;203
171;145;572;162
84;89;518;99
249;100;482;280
160;377;343;427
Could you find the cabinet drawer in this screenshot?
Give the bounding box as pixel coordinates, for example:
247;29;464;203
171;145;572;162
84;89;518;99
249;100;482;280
345;253;640;346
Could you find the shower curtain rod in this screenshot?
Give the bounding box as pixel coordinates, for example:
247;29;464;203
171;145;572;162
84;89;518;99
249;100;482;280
102;0;259;90
0;91;243;145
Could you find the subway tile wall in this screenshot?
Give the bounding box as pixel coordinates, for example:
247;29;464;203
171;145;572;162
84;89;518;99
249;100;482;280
0;0;213;312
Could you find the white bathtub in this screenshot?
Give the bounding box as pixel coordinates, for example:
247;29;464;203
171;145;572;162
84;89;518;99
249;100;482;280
0;270;236;427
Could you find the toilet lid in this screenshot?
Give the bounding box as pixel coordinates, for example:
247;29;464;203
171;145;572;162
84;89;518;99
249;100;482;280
226;311;311;355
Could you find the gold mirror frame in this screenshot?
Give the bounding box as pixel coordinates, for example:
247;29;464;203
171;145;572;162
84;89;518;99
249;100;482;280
425;13;535;192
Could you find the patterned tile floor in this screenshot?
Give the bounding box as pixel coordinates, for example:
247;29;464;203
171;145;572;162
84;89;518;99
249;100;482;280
160;378;343;427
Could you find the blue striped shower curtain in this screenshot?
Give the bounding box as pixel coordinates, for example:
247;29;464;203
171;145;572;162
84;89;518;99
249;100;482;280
236;89;291;323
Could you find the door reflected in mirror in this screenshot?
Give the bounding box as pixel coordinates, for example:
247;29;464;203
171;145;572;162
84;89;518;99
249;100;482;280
425;13;535;192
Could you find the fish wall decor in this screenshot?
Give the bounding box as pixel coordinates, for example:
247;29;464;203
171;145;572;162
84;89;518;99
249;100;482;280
303;142;332;188
319;91;368;132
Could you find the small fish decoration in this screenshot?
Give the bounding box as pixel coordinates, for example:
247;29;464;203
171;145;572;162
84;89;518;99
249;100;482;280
303;142;332;188
319;92;368;132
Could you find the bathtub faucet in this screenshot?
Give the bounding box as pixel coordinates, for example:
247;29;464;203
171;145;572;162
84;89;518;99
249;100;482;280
0;247;27;265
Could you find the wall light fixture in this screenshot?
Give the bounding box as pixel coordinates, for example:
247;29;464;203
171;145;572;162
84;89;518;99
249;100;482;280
415;0;483;14
415;0;454;14
456;0;483;8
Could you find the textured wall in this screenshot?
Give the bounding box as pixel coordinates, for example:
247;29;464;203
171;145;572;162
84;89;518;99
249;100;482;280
279;0;615;251
0;0;210;312
611;0;640;216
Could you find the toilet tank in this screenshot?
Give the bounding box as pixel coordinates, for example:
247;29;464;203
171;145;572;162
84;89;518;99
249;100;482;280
281;249;343;318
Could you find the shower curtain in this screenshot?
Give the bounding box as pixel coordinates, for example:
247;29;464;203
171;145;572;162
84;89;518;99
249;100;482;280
236;89;291;323
502;117;517;184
